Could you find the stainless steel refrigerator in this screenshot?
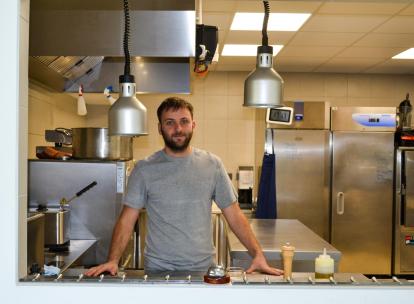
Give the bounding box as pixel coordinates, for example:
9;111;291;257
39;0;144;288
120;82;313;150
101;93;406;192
269;102;331;241
28;159;132;266
394;147;414;275
331;107;396;275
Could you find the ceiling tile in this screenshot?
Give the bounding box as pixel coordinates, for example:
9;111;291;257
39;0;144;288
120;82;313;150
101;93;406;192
215;64;254;71
289;32;365;47
202;13;232;30
315;58;385;73
278;46;343;58
225;31;295;44
318;2;406;15
216;56;257;65
353;33;414;47
201;0;414;74
336;47;406;59
399;3;414;16
235;1;322;13
218;30;227;46
374;16;414;33
301;15;390;33
203;0;236;13
275;57;328;72
364;58;414;74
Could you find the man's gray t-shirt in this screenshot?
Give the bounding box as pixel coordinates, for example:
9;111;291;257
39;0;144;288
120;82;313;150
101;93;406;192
124;148;237;271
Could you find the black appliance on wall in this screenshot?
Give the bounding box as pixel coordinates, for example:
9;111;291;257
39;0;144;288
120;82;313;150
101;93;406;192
396;94;414;146
237;166;253;209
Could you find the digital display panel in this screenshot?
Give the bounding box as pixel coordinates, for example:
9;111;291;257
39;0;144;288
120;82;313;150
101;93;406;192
269;108;291;122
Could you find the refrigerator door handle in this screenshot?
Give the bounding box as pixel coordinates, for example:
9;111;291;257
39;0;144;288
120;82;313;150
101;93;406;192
337;192;345;215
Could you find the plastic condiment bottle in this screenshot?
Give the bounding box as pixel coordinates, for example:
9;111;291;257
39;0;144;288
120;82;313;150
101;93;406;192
281;242;295;279
315;248;334;279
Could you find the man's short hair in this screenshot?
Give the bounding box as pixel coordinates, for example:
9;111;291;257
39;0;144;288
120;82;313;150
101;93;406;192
157;97;194;123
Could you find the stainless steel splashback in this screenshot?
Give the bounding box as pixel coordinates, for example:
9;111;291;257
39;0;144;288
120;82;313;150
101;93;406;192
28;160;130;265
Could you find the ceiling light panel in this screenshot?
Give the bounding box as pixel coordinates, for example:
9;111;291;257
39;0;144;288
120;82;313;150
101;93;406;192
222;44;283;56
392;48;414;59
231;13;311;31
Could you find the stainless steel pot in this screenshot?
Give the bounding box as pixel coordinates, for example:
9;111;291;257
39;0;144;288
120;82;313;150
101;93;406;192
72;128;132;160
43;209;70;247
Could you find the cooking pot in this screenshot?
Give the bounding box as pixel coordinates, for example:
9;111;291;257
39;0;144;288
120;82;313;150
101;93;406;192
72;128;133;160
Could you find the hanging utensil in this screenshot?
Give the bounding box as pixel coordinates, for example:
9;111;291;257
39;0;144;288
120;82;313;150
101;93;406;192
59;181;97;207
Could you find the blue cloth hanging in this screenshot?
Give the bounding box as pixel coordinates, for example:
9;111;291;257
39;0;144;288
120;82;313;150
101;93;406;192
256;152;277;219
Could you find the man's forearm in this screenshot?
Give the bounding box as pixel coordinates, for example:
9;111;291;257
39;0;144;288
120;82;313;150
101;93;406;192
107;207;139;263
222;203;263;258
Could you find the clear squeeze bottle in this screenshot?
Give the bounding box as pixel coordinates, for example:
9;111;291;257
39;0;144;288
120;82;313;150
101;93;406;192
315;248;334;279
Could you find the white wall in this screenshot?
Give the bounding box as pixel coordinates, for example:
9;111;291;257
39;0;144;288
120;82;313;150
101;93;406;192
0;0;24;295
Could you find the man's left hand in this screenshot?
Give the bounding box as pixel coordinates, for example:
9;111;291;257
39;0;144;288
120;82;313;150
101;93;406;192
246;253;283;276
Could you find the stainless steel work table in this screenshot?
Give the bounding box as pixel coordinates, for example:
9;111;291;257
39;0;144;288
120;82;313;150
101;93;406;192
227;219;341;272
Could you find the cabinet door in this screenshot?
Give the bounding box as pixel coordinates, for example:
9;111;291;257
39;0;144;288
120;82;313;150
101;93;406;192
274;129;330;241
404;151;414;227
331;132;393;274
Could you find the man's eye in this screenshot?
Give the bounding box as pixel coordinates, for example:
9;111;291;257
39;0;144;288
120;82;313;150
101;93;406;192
165;121;174;126
181;119;190;125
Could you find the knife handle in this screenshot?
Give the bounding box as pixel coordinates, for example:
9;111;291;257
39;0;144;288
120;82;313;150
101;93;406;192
76;181;97;197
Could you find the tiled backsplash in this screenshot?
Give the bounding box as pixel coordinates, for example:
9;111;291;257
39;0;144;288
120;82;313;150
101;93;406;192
28;80;86;159
28;72;414;190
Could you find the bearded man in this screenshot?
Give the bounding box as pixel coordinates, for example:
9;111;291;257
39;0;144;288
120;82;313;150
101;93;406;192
86;97;282;275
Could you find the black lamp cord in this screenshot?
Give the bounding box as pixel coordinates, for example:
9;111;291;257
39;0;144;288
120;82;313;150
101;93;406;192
123;0;131;76
262;1;270;47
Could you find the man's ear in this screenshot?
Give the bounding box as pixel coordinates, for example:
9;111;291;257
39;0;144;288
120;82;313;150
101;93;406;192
192;120;196;130
158;123;162;134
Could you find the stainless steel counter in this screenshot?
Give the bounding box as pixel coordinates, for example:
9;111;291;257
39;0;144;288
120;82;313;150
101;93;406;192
44;240;97;273
21;269;414;287
227;219;341;271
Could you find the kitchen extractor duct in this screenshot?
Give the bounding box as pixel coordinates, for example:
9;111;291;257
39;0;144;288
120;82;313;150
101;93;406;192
28;0;195;94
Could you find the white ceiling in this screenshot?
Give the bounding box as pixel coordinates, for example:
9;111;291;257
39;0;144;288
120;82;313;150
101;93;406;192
201;0;414;73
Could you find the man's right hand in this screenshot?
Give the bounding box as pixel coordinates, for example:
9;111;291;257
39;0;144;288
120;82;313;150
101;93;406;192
84;260;118;277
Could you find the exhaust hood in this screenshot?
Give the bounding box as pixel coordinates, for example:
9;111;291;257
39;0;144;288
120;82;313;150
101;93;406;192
29;0;195;94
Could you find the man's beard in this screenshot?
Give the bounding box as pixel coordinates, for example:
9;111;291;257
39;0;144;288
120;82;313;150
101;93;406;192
161;129;193;152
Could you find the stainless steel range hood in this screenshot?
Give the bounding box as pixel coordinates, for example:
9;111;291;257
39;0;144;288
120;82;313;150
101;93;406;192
29;0;195;94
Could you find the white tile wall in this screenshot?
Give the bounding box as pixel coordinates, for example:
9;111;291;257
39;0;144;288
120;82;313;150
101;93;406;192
29;71;414;192
27;80;86;159
84;105;109;127
348;75;372;97
325;74;348;97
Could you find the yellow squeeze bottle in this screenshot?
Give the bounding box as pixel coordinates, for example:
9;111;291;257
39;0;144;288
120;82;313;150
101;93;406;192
315;248;334;279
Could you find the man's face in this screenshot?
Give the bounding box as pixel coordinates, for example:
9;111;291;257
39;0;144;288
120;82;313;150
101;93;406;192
158;107;195;152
